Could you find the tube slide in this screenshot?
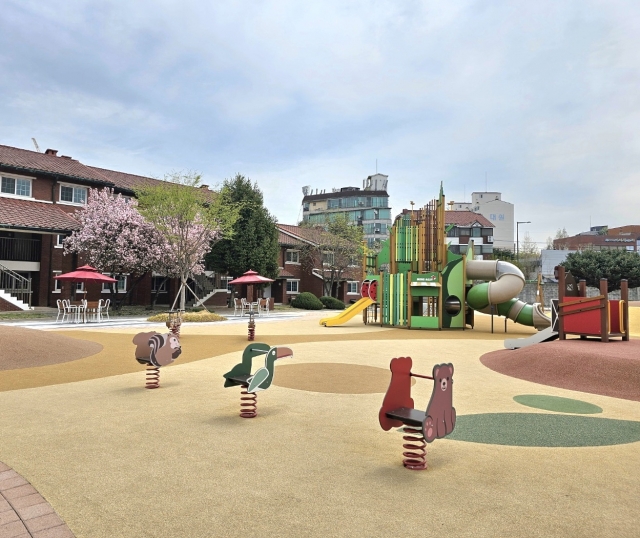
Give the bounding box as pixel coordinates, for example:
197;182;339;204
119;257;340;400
319;297;374;327
466;260;550;330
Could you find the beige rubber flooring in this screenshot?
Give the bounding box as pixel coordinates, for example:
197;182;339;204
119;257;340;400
0;311;639;537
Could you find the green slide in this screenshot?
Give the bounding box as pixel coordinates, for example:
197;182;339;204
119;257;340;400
466;260;550;330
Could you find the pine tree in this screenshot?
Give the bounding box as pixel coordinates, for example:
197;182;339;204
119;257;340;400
206;174;279;280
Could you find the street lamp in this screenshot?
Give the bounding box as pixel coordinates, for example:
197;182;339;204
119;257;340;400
516;221;531;262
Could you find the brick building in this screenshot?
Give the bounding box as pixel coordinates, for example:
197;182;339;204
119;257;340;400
0;144;175;310
553;225;640;252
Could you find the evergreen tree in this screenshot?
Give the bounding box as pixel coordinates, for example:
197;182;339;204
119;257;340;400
206;174;279;279
561;249;640;292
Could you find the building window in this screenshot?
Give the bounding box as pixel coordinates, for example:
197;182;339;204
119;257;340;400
322;252;335;265
347;281;359;294
76;282;85;294
1;176;32;198
221;276;233;292
102;274;127;293
53;271;62;293
285;250;300;264
286;280;299;293
60;184;87;205
303;203;309;211
472;227;482;237
55;234;66;248
151;276;167;293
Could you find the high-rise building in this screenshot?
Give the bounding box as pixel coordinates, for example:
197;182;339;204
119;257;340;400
301;173;391;248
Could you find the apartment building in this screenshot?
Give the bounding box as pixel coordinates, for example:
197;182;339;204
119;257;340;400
301;173;391;249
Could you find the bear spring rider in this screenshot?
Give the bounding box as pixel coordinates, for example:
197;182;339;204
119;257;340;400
379;357;456;470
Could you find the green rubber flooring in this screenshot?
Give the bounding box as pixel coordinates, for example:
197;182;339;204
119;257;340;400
447;413;640;447
513;395;603;414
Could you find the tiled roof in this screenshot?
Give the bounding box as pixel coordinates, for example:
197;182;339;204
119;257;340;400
0;198;80;232
0;145;163;192
444;211;494;228
87;166;164;191
278;230;304;246
0;145;109;184
278;224;324;245
278;268;296;278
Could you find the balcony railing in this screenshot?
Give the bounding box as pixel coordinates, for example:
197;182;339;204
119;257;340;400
0;237;41;262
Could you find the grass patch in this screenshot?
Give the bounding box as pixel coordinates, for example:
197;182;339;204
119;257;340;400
0;312;54;320
147;311;227;323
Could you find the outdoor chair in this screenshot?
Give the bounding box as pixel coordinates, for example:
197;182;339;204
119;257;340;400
259;298;270;316
55;299;64;323
234;298;245;317
102;299;110;321
61;299;77;323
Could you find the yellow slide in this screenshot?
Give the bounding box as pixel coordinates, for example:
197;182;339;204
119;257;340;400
319;297;375;327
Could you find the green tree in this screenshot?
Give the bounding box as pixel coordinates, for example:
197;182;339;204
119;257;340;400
492;247;516;262
561;249;640;292
206;174;279;280
300;215;364;297
136;172;239;310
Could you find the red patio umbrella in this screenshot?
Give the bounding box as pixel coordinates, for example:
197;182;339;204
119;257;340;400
54;265;118;284
228;270;274;285
229;270;274;303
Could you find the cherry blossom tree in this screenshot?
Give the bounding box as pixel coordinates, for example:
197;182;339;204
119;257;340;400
64;188;166;309
136;172;239;310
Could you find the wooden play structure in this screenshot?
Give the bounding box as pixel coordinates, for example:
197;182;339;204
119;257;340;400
132;332;182;389
223;344;293;418
379;357;456;470
555;266;629;342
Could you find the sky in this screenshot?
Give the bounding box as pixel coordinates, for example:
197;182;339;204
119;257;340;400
2;0;640;249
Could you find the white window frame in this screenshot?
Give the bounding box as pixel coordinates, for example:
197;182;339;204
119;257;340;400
346;281;359;295
0;173;34;200
52;271;62;293
55;234;66;248
222;277;233;292
285;250;300;264
286;279;300;294
59;183;88;206
75;282;86;294
101;274;127;293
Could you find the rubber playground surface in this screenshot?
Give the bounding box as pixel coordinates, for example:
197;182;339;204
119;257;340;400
1;310;639;537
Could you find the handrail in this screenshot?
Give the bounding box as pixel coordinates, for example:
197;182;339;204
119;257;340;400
0;262;32;307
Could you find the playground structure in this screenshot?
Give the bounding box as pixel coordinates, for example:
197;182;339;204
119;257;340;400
555;265;629;342
223;343;293;418
379;357;456;470
320;185;549;330
132;332;182;389
505;267;630;348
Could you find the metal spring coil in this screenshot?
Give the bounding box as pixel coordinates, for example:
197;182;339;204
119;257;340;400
240;386;257;418
248;325;255;341
146;366;160;389
402;426;427;470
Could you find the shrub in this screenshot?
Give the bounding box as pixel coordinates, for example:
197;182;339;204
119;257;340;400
147;311;227;323
319;296;345;310
290;292;324;310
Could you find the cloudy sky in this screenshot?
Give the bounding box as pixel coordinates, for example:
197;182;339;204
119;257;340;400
2;0;640;248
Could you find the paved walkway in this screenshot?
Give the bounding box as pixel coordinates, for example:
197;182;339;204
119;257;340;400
0;462;74;537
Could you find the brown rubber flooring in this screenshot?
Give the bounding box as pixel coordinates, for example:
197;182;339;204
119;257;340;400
481;338;640;401
0;327;102;371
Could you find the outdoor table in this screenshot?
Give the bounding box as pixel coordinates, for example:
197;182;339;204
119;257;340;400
70;300;100;323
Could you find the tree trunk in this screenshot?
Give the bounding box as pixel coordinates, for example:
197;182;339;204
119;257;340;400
179;276;187;310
